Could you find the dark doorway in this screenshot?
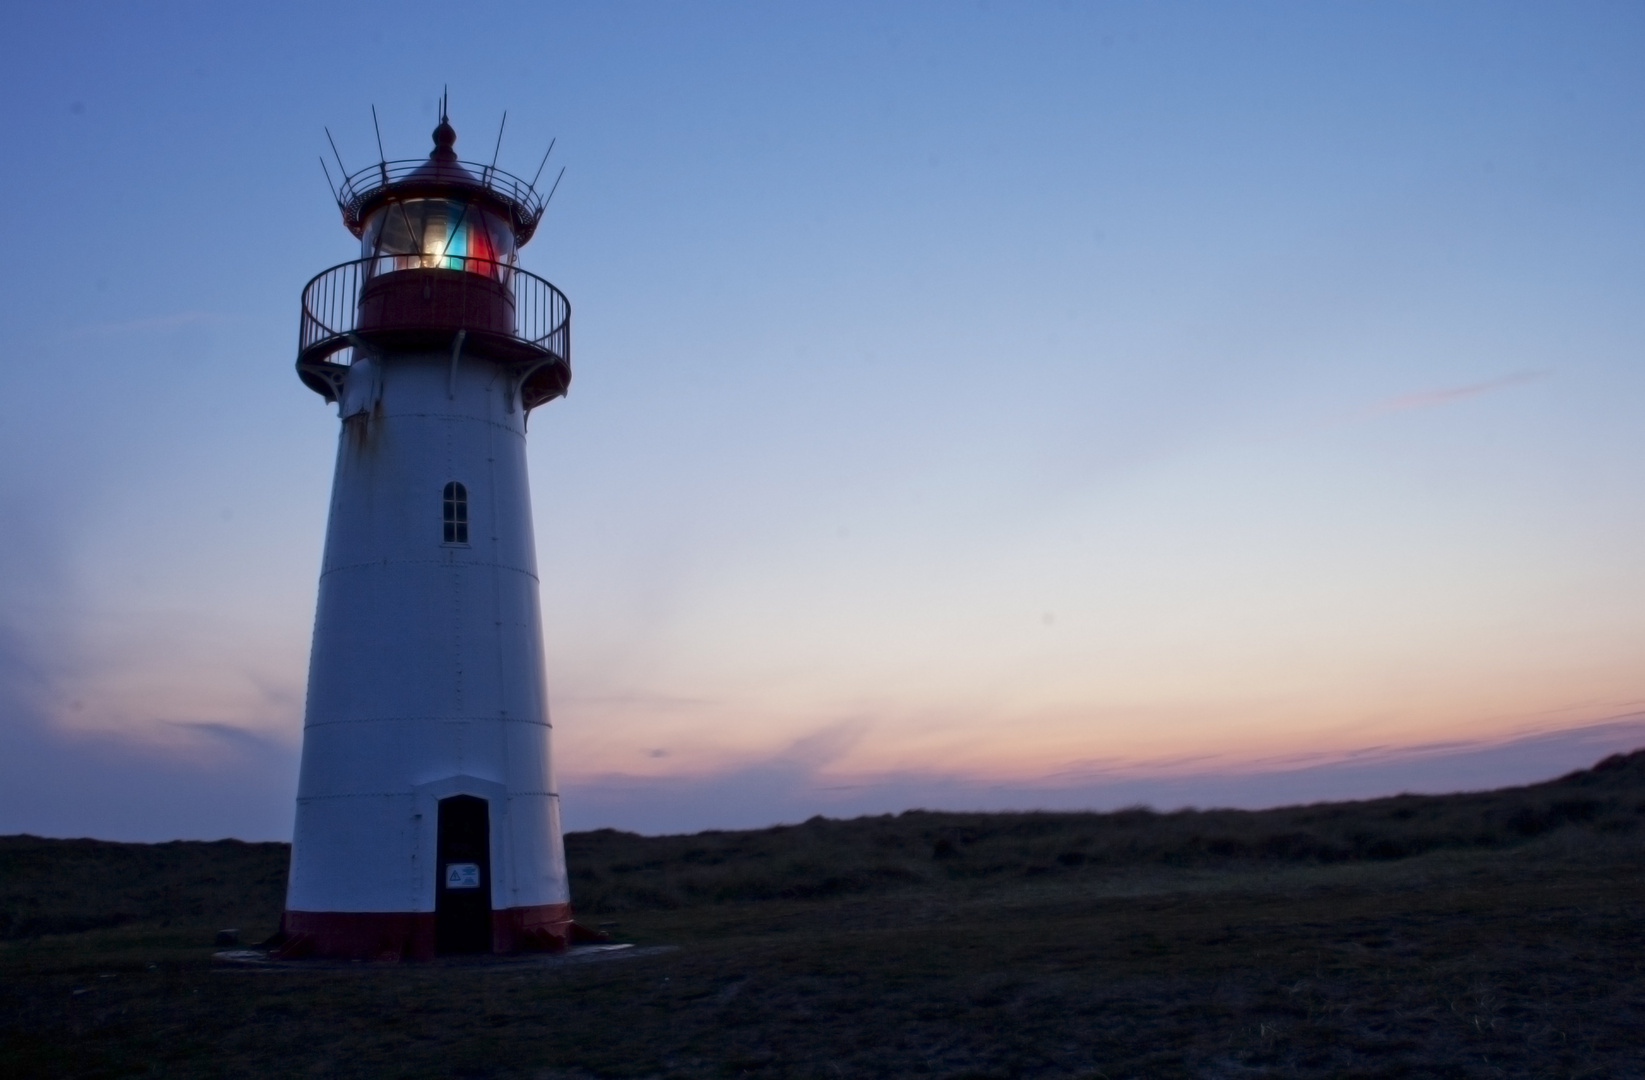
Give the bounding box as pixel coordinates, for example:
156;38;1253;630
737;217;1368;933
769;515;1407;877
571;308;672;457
435;795;493;954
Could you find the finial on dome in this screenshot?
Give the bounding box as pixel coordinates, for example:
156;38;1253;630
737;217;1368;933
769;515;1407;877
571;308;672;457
431;118;457;162
430;86;457;162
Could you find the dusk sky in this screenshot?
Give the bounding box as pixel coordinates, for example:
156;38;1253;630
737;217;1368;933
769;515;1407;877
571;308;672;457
2;2;1643;841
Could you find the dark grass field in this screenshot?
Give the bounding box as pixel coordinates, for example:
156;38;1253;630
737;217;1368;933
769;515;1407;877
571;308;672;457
3;753;1643;1078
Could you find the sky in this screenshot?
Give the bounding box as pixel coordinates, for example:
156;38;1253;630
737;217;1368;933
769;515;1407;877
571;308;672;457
1;2;1643;841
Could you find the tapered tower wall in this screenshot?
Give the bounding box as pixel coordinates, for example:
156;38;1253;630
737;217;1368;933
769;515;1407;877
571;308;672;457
282;351;570;959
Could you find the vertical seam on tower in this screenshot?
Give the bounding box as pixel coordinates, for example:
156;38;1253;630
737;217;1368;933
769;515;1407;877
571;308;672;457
448;411;464;720
491;416;507;721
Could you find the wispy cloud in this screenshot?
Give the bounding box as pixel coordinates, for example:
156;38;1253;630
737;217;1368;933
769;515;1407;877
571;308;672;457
163;719;294;754
1366;369;1547;417
558;692;720;712
777;721;868;769
560;715;1645;835
1257;368;1550;446
0;590;297;841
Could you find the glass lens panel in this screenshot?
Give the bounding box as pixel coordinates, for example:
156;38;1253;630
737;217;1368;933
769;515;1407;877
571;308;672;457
362;199;518;278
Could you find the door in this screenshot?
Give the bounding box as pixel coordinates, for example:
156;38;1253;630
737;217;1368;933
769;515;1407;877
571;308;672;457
435;795;493;954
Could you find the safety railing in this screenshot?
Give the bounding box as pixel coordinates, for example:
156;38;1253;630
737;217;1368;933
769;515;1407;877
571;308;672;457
337;159;548;244
298;256;569;370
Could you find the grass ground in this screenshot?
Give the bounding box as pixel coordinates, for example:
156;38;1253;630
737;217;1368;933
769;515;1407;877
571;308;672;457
2;753;1643;1078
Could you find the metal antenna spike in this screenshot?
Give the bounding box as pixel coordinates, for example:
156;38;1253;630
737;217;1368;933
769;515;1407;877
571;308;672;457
371;105;389;184
318;156;339;202
324;126;349;179
528;137;556;191
441;86;449;123
485;110;507;182
542;165;566;207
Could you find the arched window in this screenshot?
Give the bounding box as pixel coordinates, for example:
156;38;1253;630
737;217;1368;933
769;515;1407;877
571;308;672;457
442;482;469;544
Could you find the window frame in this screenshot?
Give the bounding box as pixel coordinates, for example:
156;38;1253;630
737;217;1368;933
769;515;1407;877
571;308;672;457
442;482;470;545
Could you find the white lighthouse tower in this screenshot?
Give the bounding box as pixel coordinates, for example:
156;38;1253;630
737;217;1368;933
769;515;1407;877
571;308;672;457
278;105;578;960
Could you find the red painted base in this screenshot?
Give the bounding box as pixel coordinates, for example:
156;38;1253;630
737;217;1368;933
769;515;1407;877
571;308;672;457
276;903;588;961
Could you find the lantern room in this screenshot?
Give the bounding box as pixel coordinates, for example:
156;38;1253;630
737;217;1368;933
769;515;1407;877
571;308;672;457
349;118;525;281
357;192;516;277
296;111;570;412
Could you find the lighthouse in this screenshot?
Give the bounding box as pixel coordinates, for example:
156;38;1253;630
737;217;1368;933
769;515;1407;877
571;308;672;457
279;105;577;960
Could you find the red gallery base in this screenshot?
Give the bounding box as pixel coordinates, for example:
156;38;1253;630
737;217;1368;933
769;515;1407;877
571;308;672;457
274;903;597;961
